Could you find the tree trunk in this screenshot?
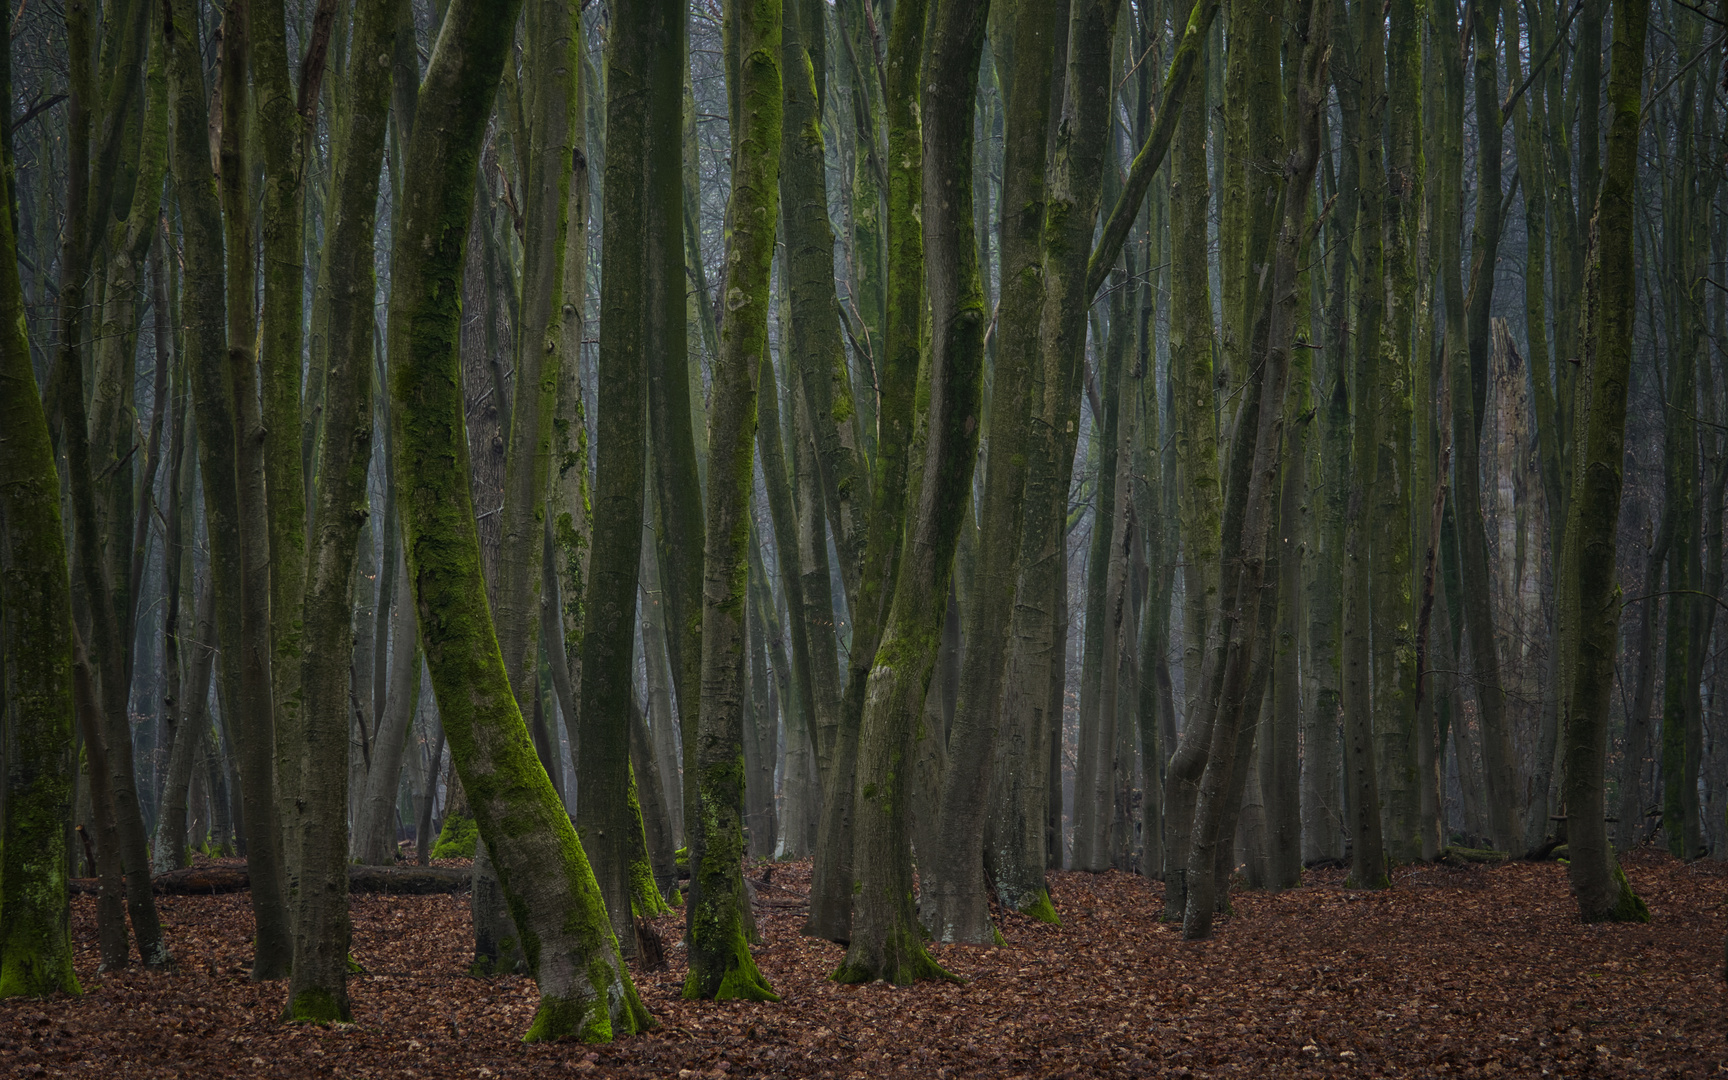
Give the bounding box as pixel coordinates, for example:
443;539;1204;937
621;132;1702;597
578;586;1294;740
52;0;171;972
0;27;81;984
284;0;393;1020
1338;0;1388;892
577;0;657;957
805;0;929;945
685;0;782;1001
1159;0;1225;919
1373;0;1420;866
253;0;327;854
835;0;988;986
1558;0;1649;924
353;546;419;866
1074;288;1131;873
782;0;868;607
388;0;650;1040
1451;0;1521;855
922;0;1058;944
644;0;704;866
1182;0;1328;939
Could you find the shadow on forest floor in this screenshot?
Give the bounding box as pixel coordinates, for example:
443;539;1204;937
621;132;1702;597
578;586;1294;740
1;849;1722;1077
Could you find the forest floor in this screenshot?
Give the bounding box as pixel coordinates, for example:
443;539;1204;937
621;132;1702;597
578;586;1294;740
0;849;1722;1078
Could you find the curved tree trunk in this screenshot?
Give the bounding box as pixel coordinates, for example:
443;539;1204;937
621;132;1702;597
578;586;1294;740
388;0;650;1041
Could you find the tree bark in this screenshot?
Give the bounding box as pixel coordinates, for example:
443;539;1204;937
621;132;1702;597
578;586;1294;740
685;0;782;1002
1182;0;1329;939
923;0;1057;943
1558;0;1649;924
1451;0;1522;855
284;0;393;1021
1159;0;1225;919
388;0;651;1040
578;0;656;956
805;0;929;945
835;0;988;986
0;30;81;985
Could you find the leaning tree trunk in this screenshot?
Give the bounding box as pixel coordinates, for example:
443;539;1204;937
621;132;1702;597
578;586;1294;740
387;0;650;1041
835;0;988;987
1558;0;1649;925
684;0;781;1001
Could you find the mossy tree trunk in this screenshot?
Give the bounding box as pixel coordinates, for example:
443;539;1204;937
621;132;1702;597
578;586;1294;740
1373;0;1421;865
924;0;1056;944
835;0;988;986
1159;0;1225;919
805;0;929;946
579;0;655;954
285;0;394;1022
57;0;171;971
547;0;592;830
1558;0;1650;924
495;0;581;885
0;5;81;987
253;0;333;849
386;0;651;1040
685;0;782;1002
781;0;867;609
1182;0;1328;939
1338;0;1388;892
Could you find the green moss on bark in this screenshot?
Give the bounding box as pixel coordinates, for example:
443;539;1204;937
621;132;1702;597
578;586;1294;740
433;812;478;860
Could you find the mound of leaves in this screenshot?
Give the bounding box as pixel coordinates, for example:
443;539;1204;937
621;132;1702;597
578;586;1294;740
2;849;1722;1077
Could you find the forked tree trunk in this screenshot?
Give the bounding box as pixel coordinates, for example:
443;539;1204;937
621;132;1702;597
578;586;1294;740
835;0;988;986
805;0;929;945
